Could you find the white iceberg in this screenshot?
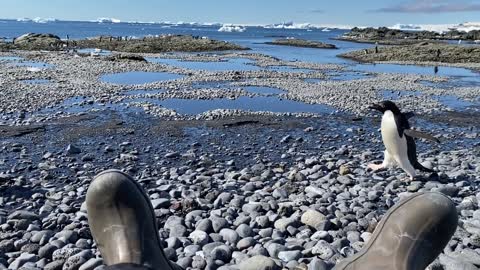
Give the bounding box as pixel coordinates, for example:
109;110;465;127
96;18;122;24
263;22;353;30
218;24;246;33
390;22;480;33
17;17;57;23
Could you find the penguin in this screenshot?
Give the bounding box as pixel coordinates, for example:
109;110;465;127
368;100;440;180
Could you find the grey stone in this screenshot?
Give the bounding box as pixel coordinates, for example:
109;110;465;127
219;229;239;244
301;210;326;230
236;224;254;238
278;250;302;262
8;253;38;270
238;255;280;270
79;258;103;270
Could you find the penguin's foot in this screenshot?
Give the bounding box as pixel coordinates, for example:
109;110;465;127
368;163;384;171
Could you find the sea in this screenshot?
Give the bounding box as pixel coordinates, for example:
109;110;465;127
1;19;479;111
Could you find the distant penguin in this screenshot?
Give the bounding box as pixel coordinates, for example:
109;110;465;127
368;101;439;180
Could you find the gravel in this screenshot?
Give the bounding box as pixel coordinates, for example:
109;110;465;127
0;48;479;270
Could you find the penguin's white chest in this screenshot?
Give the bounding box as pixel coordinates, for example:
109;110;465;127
381;111;408;157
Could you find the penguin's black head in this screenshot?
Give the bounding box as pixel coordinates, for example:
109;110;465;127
369;100;401;114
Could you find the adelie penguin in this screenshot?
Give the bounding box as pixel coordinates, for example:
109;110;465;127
369;100;440;180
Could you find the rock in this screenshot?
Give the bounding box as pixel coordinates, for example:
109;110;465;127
165;152;180;158
312;241;335;260
52;248;82;261
177;257;192;269
210;245;232;262
266;243;287;258
8;210;39;221
151;198;171;209
301;210;327;230
238;255;280;270
66;144;81;155
31;230;54;243
220;229;240;244
79;258;103;270
9;253;38;269
189;230;210;246
278;250;302;262
237;237;256;250
439;254;478;270
339;165;351;176
63;250;92;270
308;258;328;270
196;219;213;233
211;216;229;233
274;215;299;232
236;224;254;238
44;260;64;270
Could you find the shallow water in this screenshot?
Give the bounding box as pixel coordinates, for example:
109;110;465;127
133;96;334;115
148;57;260;71
435;95;477;109
382;90;477;110
101;71;184;84
305;78;323;83
351;63;480;79
266;65;314;73
0;56;23;61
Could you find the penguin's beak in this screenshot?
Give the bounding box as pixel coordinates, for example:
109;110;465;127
369;103;383;112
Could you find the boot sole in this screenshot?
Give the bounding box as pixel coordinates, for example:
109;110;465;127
334;192;453;269
93;169;178;270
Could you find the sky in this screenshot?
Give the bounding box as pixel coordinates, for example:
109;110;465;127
0;0;479;26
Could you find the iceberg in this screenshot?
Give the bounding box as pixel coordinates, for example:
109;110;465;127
262;22;353;30
96;18;122;24
264;22;314;30
17;17;57;23
390;22;480;33
218;24;246;33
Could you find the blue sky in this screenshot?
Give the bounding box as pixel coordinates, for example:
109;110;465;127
1;0;479;26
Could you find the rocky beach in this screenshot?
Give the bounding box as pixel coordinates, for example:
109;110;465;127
0;25;480;270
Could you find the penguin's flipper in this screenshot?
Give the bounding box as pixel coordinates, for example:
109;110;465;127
404;129;440;143
403;111;415;119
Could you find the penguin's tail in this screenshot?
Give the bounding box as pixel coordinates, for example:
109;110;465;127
414;162;435;173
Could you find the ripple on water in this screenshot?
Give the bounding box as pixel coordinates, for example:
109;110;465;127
148;57;260;71
435;95;477;110
130;96;335;115
350;63;480;80
266;66;314;73
0;56;23;61
101;72;184;85
382;90;478;110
